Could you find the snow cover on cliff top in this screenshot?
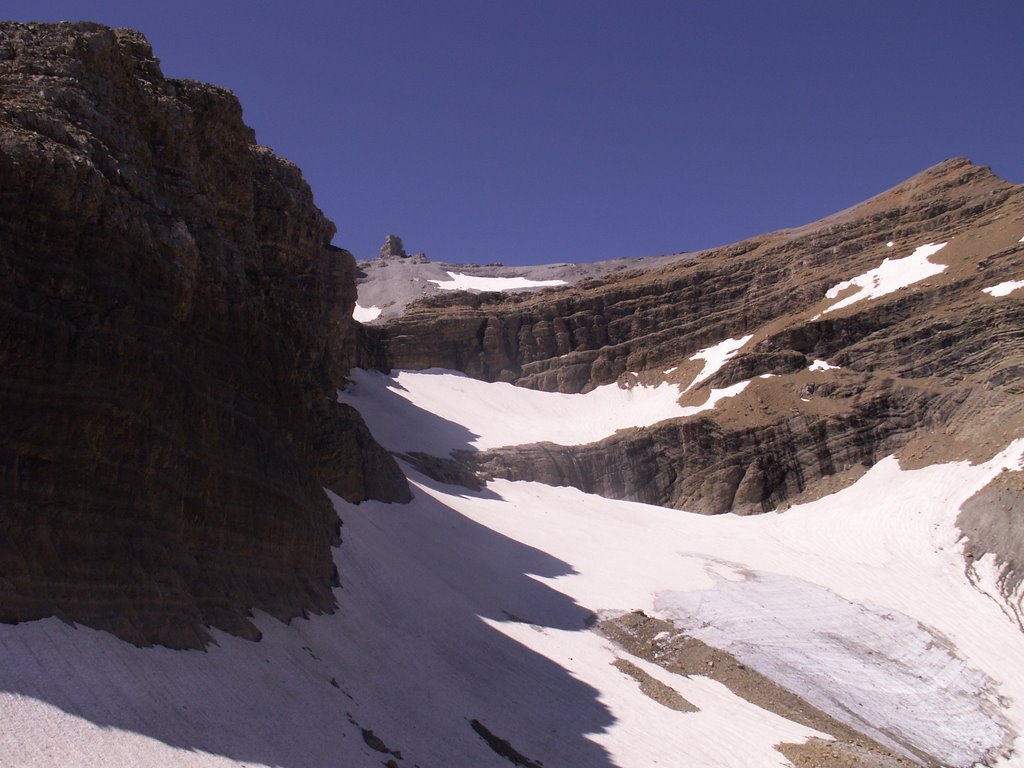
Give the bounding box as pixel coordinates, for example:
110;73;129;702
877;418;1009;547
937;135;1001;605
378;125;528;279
429;271;568;291
823;241;948;313
2;361;1023;767
684;334;752;391
984;280;1024;297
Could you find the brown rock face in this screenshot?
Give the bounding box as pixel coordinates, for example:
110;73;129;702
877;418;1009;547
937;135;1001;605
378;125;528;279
373;158;1024;515
0;22;409;648
378;234;408;259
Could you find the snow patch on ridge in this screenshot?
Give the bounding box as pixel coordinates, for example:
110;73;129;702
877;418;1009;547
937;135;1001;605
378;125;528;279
428;271;567;291
823;242;947;313
982;280;1024;298
425;441;1024;767
340;368;748;455
808;359;839;372
684;335;752;392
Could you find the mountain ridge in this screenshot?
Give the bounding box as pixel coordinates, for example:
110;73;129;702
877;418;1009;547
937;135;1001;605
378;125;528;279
0;21;408;649
2;20;1024;768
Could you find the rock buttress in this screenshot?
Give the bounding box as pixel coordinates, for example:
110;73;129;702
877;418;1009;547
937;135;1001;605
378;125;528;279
0;22;409;648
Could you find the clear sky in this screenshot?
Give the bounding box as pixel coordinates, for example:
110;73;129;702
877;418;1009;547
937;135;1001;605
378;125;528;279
5;2;1023;265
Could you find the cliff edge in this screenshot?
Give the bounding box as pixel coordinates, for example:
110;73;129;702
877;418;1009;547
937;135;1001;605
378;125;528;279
0;22;409;649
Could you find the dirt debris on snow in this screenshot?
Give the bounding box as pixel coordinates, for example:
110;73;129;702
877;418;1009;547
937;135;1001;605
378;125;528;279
599;611;918;768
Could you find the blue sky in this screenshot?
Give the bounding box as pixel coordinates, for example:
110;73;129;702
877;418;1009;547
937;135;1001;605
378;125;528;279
5;2;1023;265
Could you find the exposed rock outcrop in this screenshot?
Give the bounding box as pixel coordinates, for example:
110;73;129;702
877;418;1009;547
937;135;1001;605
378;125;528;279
0;22;409;649
379;234;408;259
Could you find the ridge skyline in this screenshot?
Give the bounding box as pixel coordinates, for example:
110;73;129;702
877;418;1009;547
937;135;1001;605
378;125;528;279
4;2;1022;265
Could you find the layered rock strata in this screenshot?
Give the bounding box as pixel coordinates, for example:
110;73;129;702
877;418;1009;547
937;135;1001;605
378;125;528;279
0;22;408;649
376;159;1024;514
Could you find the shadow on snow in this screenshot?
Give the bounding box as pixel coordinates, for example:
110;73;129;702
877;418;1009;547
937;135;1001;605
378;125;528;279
0;470;616;767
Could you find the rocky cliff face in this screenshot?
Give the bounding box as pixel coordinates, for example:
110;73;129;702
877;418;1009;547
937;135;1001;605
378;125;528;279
371;158;1024;515
0;22;409;649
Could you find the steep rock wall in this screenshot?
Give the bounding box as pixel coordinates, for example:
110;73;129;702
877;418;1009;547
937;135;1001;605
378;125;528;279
0;22;408;648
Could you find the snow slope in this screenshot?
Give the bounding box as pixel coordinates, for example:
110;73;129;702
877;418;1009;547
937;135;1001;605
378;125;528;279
984;280;1024;298
3;366;1023;767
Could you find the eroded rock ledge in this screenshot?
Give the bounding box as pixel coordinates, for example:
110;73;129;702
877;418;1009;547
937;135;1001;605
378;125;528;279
0;22;409;648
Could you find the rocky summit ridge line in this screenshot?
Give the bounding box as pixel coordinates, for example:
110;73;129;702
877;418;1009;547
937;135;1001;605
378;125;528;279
0;22;409;649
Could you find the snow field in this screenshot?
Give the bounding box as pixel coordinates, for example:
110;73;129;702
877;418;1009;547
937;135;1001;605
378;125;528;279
352;302;382;322
823;242;948;313
482;618;828;768
4;350;1023;766
808;359;840;371
418;444;1024;765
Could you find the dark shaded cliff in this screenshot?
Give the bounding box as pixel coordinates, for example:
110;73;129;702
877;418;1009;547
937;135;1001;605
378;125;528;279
377;159;1024;514
0;22;409;649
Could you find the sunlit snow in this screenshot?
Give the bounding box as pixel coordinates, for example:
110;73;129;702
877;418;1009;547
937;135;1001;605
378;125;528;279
808;359;839;371
982;280;1024;298
683;335;752;392
5;351;1024;766
823;242;947;313
352;302;382;322
340;368;747;454
418;442;1024;766
429;272;567;291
